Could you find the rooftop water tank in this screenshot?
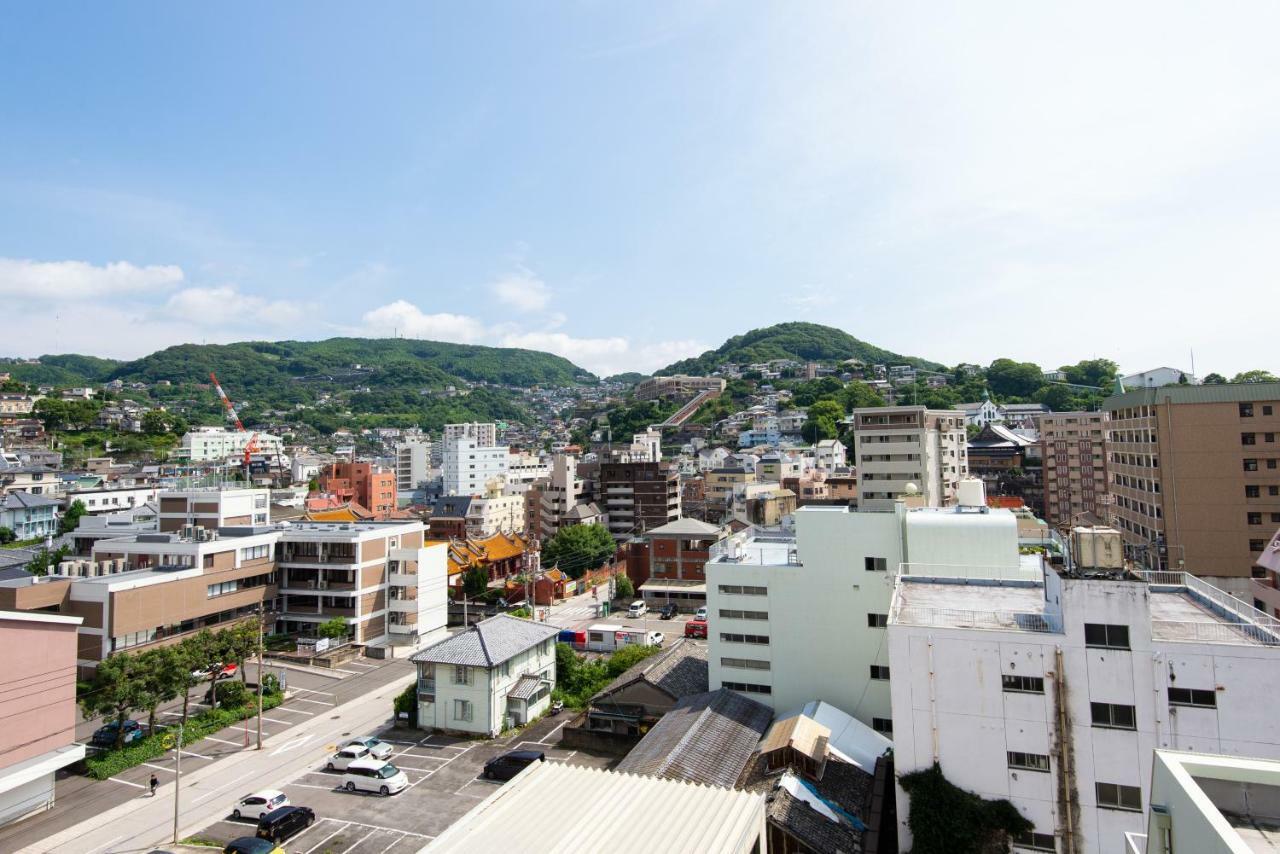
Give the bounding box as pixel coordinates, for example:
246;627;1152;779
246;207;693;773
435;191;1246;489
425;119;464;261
956;477;986;509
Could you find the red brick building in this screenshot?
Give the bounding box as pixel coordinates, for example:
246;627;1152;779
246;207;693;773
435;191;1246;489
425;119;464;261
318;462;396;520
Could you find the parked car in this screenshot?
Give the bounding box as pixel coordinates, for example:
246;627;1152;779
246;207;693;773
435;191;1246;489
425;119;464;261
658;603;678;620
192;662;237;680
342;758;409;795
340;736;393;760
326;744;372;771
483;750;546;782
255;806;314;843
232;790;288;821
223;838;284;854
646;631;665;647
626;601;648;618
695;606;708;621
90;719;144;747
684;620;708;639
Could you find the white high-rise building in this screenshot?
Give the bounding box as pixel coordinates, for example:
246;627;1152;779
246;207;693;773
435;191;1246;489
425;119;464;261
887;562;1280;854
443;422;497;447
851;405;968;509
504;451;549;492
178;427;284;463
395;439;432;492
442;436;509;496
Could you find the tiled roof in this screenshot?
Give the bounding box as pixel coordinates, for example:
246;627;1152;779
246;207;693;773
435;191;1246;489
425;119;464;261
645;518;722;537
410;614;559;668
615;688;772;788
507;672;545;700
3;492;61;510
755;763;874;854
593;639;708;704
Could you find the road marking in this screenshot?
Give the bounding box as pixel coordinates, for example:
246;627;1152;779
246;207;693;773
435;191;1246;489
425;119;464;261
287;782;336;790
347;660;377;668
270;733;315;756
89;834;125;853
276;706;315;716
294;697;334;706
304;821;351;854
108;777;146;789
262;715;292;724
202;735;241;746
193;770;254;805
342;828;378;853
539;720;568;743
180;748;214;760
142;762;175;773
388;765;436;772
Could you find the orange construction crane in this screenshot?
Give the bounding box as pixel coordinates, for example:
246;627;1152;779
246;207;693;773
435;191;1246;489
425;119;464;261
209;372;258;474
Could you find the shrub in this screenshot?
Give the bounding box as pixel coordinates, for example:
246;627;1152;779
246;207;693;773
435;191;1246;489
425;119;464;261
211;680;250;707
614;575;635;599
393;683;418;728
898;762;1032;854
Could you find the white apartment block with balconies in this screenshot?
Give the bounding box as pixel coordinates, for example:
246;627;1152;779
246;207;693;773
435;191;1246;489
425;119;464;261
851;405;967;510
887;565;1280;854
178;426;284;463
442;422;498;448
442;436;509;497
394;439;431;492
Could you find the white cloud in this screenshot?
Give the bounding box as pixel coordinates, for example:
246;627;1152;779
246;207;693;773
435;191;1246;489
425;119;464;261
0;257;184;299
490;268;551;313
157;286;306;329
360;300;487;344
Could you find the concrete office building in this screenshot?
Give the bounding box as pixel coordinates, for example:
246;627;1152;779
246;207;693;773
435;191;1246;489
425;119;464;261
1103;383;1280;593
178;426;284;463
705;482;1033;732
157;487;270;533
465;484;526;539
442;436;509;497
318;462;396;519
1042;411;1110;529
851;405;968;509
887;561;1280;854
395;439;431;492
0;611;84;828
442;422;497;448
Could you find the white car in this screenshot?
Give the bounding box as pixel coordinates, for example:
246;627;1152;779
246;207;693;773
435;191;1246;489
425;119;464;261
646;631;665;647
627;600;648;618
231;789;288;821
326;743;372;771
342;758;409;796
341;736;393;760
695;606;708;621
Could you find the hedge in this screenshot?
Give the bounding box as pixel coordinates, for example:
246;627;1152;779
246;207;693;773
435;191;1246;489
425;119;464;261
86;691;283;779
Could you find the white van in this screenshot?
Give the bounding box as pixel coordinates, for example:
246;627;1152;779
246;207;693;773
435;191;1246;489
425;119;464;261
627;600;648;618
342;757;409;796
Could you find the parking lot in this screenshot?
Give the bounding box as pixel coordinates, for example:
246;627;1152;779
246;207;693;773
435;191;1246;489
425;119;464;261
193;712;616;852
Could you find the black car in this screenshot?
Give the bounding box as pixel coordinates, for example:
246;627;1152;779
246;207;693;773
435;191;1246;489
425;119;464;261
658;603;678;620
90;719;144;747
483;750;545;782
223;839;280;854
256;806;314;843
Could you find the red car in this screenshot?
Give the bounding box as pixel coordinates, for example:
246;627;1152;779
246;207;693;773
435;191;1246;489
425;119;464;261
684;620;708;639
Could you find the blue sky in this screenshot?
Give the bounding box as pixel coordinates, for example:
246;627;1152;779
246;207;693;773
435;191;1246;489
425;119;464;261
3;2;1278;377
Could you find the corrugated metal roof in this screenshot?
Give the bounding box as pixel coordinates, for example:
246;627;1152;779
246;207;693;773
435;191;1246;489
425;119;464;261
1105;382;1280;409
423;761;765;854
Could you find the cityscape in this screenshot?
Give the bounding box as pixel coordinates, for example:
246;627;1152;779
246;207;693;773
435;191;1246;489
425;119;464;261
3;5;1279;854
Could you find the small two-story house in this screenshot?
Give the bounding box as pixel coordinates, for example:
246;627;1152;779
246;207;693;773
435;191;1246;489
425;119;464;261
411;614;560;736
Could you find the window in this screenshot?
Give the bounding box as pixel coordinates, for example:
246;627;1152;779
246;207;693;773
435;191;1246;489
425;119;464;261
864;557;887;572
453;665;470;685
1241;403;1255;417
870;665;891;680
1244;432;1258;445
719;609;768;620
1084;623;1130;650
1272;486;1280;496
500;661;510;677
240;544;270;561
1013;830;1057;851
867;613;889;628
1245;459;1259;472
207;580;239;598
722;681;771;695
1096;782;1141;811
721;657;770;670
1002;674;1045;694
718;584;767;595
720;633;770;645
1091;702;1137;730
1249;512;1263;525
872;717;893;735
1271;459;1279;470
453;699;472;722
1273;513;1280;523
1266;405;1275;416
1168;687;1216;707
1247;485;1261;498
1007;751;1050;772
1269;434;1277;443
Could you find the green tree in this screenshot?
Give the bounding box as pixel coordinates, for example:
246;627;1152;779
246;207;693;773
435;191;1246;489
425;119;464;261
1202;372;1227;385
1059;358;1118;388
898;763;1032;854
541;523;616;579
801;399;843;443
614;574;635;599
135;646;188;734
841;381;885;411
59;499;87;535
183;629;233;713
462;565;489;599
0;526;15;545
80;653;147;748
1034;384;1076;412
1232;370;1280;384
317;617;349;640
25;545;70;576
986;359;1045;398
141;409;172;435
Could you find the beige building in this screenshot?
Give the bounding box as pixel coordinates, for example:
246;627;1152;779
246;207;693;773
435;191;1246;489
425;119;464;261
158;488;270;532
634;375;726;401
465;484;526;538
1041;411;1110;529
851;405;968;509
1104;383;1280;592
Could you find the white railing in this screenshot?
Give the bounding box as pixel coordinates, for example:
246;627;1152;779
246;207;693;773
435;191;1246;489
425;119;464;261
1151;619;1279;646
896;562;1041;581
1136;571;1280;633
892;606;1061;633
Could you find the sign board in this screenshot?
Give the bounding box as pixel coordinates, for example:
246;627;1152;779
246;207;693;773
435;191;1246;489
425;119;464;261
314;636;331;653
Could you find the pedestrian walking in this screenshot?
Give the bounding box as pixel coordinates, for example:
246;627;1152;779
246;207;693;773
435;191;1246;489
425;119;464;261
149;773;159;797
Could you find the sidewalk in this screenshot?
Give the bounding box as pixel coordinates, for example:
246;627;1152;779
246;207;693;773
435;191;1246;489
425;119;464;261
23;671;418;854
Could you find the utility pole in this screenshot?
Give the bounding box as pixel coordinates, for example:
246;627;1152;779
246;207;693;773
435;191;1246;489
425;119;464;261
256;602;264;750
172;722;183;844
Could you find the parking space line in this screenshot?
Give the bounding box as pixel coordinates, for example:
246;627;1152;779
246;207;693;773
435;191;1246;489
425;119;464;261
180;748;215;760
294;697;334;706
261;716;292;724
343;828;378;853
203;735;241;746
539;720;568;743
287;782;336;790
304;821;352;854
143;763;175;773
108;777;146;789
276;706;315;715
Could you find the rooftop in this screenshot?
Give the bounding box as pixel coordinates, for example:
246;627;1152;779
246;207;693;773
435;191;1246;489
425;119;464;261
890;578;1058;633
410;613;559;668
593;638;709;704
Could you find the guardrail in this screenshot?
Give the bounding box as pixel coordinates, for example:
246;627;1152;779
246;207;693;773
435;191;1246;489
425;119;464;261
1151;619;1280;646
1135;571;1280;633
892;606;1061;633
895;562;1042;581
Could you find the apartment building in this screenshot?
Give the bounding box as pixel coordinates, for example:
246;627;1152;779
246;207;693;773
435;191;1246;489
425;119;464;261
178;426;284;463
504;450;549;491
442;422;498;448
275;520;447;647
394;439;431;492
1041;411;1110;529
66;484;158;515
887;561;1280;854
1103;383;1280;593
851;405;968;509
157;487;270;532
634;375;726;401
0;610;84;828
318;462;396;519
632;518;725;612
442;436;509;497
598;460;681;541
528;454;582;541
465;484;525;538
705;484;1032;731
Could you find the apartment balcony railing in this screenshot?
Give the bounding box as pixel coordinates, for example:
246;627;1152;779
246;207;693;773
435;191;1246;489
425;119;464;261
892;605;1062;634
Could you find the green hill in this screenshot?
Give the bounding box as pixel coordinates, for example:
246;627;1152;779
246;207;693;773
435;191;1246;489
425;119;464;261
657;322;944;375
3;354;122;386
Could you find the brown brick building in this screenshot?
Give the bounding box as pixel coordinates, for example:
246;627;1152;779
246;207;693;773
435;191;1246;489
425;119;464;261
1041;411;1109;529
599;461;680;541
